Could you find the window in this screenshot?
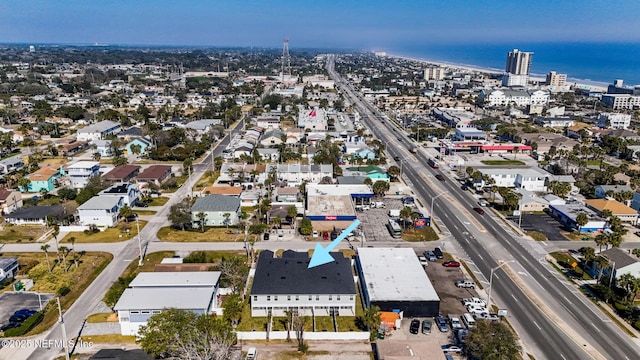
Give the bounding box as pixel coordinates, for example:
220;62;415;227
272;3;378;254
350;295;354;301
287;296;291;301
130;311;139;314
267;296;271;301
296;296;299;301
254;296;257;301
329;295;332;301
337;295;340;301
274;296;278;301
309;295;312;301
152;310;161;314
316;295;319;301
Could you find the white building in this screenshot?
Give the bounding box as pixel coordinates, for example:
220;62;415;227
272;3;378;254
424;66;445;81
536;117;575;128
479;89;549;107
77;196;123;227
478;167;551;191
598;113;632;129
67;161;100;189
114;272;221;336
297;106;327;131
98;183;140;207
250;250;356;317
598;248;640;281
601;94;640;110
356;248;440;317
0;258;19;282
76;120;122;142
502;74;529;87
265;163;333;186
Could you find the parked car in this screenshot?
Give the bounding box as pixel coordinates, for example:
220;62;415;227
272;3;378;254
424;251;437;261
278;233;284;241
263;232;270;241
421;319;432;334
418;256;428;266
409;319;420;334
462;297;487;307
474;313;500;321
435;316;449;332
433;247;444;259
0;322;21;331
435;174;445;181
455;279;476;288
466;306;487;316
441;344;463;354
312;230;319;237
8;314;28;323
246;347;257;360
443;261;460;268
13;309;36;318
473;207;485;215
134;200;149;208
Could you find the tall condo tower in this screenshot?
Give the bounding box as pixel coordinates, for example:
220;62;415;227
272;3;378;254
505;49;533;75
281;37;291;83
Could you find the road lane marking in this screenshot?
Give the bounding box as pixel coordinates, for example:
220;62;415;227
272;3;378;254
590;322;601;333
510;294;518;303
533;321;542;330
560;354;567;360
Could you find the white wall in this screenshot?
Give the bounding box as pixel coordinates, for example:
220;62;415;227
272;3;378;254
237;331;369;341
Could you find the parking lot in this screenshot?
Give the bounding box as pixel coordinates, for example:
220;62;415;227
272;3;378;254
513;213;566;241
0;292;54;327
356;197;407;242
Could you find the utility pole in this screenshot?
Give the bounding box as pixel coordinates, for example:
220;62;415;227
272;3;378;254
136;216;143;266
57;297;70;360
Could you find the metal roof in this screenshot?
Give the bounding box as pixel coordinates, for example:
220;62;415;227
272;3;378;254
357;247;440;302
129;272;220;288
191;195;241;212
113;287;215;311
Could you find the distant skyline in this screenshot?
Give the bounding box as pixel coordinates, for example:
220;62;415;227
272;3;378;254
2;1;640;49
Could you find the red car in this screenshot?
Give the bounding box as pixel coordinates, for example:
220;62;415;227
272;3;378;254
473;207;485;215
443;261;461;267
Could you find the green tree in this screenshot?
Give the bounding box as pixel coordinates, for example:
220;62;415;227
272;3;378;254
387;165;401;180
219;256;249;295
594;234;608;252
137;308;236;359
118;205;133;222
358;305;381;340
299;217;312;235
580;247;596;266
466;319;521;360
399;206;412;230
223;213;231;228
575;212;589;232
196;212;207;232
17;177;31;191
632;248;640;258
41;244;51;273
287;206;297;229
372;180;390;197
169;198;192;230
222;293;243;327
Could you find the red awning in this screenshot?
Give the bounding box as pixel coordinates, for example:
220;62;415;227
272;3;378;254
481;145;532;151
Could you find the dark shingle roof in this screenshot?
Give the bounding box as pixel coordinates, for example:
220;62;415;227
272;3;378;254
191;195;240;212
103;165;141;180
251;250;356;295
601;248;639;269
5;205;65;220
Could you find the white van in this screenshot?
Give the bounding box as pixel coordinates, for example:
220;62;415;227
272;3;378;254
246;347;257;360
462;313;476;329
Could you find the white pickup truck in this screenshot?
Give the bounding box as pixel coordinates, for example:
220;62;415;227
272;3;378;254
388;209;401;217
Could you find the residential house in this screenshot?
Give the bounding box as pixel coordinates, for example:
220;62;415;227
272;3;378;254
256;148;280;162
514;189;566;213
114;271;221;336
201;185;243;197
605;129;640;142
190;195;241;227
595;185;633;205
99;183;140;207
595;248;640;281
519;133;579;155
21;165;64;193
77;196;124;227
255;115;281;129
103;165;141;183
0;156;24;175
265;163;333;186
250;250;356;317
0;188;23;215
93;140;113;157
182;119;220;134
584;199;638;224
59;140;89;157
67;161;101;189
259;129;285;147
5;205;66;225
76;120;122;142
0;258;19;282
343;165;390;182
125;136;153;155
536;117;575;128
116;126;144;141
479;89;550;107
477;167;550;191
276;187;300;202
135;165;172;186
566;124;593;139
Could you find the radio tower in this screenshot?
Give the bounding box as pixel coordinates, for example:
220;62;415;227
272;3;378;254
281;37;291;83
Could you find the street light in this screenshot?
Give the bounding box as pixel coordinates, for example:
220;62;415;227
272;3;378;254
487;260;516;313
430;191;449;223
136;216;143;266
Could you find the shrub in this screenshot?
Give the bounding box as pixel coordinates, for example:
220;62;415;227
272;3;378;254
3;312;44;337
57;286;71;297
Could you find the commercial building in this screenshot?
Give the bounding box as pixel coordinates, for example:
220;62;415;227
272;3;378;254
546;71;567;87
477;167;550;192
505;49;533;75
114;271;221;336
424;66;445;81
305;183;372;222
479;89;549;107
250;250;356;317
356;248;440;317
597;113;632;129
601;94;640;110
548;204;606;233
584;199;638;224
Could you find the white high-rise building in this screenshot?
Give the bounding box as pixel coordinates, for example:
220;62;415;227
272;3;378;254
505;49;533;75
424;66;445;81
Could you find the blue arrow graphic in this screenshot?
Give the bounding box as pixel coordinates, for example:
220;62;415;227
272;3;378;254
308;220;361;268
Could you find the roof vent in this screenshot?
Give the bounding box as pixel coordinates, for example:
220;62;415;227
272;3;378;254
321;276;327;279
281;276;286;280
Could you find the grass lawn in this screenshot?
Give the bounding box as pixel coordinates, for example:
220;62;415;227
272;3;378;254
526;231;547;241
550;251;592;280
194;170;220;191
60;221;148;243
402;226;439;242
134;209;157;216
157;226;245;242
147;197;169;206
3;251;114;335
0;224;47;243
480;160;526;166
77;334;136;344
86;312;118;323
561;231;586;241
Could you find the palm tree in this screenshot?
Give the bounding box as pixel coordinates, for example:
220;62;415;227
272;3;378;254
581;247;596;267
58;246;69;272
594;234;608;252
119;205;133;222
618;273;636;304
287;206;297;229
69;236;79;268
595;256;610;283
575;212;588;232
513;146;519;160
196;212;207;232
223;213;231;228
41;244;51;273
273;216;282;231
632;248;640;258
387;165;401;180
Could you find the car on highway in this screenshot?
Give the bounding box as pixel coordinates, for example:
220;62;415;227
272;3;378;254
443;261;460;267
433;247;444;259
473;207;485;215
435;316;449;332
409;319;420;334
441;344;464;354
435;174;445;181
394;156;401;161
421;319;432;334
635;231;640;237
478;199;490;207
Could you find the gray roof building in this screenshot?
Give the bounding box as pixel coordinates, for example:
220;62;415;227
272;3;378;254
251;250;355;295
191;195;241;213
77;196;122;210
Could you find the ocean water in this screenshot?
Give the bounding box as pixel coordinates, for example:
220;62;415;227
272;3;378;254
389;42;640;86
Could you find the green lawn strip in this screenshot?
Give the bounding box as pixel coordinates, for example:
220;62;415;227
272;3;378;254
460;259;484;290
147;197;169;206
61;221;148;243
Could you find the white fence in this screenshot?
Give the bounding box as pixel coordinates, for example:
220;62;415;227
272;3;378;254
237;331;369;341
60;225;106;232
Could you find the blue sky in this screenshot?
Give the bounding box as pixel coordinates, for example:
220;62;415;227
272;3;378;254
1;0;639;48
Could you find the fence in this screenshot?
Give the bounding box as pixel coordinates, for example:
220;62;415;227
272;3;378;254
237;331;369;341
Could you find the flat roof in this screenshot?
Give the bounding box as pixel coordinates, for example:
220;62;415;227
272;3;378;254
129;271;220;288
357;247;439;302
113;287;214;311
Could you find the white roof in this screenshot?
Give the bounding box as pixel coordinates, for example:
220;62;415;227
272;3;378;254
129;272;221;288
77;195;121;210
67;161;99;169
113;287;214;311
357;247;440;302
307;183;372;196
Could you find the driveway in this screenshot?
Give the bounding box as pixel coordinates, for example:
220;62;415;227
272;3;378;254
513;213;566;241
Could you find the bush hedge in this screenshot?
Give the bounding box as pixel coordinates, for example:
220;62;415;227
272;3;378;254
3;312;44;337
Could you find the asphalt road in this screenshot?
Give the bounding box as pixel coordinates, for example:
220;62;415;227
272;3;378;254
327;54;640;360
